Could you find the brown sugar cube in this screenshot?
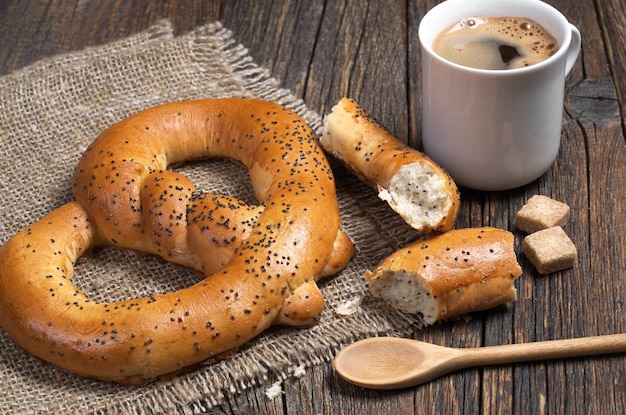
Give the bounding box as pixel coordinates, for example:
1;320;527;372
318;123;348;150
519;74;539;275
522;226;577;275
516;195;570;234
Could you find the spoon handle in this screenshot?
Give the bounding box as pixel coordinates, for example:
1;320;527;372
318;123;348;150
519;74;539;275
461;333;626;367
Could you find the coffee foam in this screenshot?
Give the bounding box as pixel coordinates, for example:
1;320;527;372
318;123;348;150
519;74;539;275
433;17;558;70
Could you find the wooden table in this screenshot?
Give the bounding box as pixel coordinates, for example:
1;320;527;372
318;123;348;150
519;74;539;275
2;0;625;413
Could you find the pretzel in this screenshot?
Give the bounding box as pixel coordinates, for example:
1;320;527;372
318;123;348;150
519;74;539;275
321;97;460;233
0;98;354;385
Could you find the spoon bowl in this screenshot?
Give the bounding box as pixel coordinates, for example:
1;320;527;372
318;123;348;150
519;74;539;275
333;334;626;389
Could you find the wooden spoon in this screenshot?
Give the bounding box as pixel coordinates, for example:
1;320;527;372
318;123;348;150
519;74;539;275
333;334;626;389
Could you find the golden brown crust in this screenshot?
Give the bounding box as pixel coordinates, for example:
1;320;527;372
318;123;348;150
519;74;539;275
0;98;354;384
272;280;326;327
321;97;460;233
366;227;522;324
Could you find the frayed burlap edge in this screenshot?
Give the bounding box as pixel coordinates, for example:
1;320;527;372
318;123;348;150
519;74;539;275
0;20;422;414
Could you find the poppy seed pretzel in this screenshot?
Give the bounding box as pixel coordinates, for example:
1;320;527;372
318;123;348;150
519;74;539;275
321;97;460;233
0;98;354;385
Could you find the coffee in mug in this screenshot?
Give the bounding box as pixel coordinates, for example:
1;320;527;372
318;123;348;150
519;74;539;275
418;0;581;191
433;16;558;70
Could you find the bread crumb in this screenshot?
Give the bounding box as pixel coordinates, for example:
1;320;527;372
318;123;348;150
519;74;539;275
293;364;306;378
335;296;362;316
523;226;577;274
516;195;570;233
265;381;283;399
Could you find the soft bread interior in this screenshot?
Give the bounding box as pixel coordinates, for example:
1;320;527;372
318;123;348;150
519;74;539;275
366;268;438;324
378;162;454;232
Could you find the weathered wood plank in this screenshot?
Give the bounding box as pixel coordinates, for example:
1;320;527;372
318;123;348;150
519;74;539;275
0;0;625;414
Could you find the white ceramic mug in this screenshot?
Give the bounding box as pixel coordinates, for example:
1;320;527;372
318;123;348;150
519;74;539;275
419;0;581;191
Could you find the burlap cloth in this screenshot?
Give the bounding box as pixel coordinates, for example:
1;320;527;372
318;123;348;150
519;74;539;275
0;20;422;414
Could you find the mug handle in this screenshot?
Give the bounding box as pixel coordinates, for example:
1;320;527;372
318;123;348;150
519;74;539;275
565;23;582;75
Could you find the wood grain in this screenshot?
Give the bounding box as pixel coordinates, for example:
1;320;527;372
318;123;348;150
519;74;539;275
1;0;625;413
